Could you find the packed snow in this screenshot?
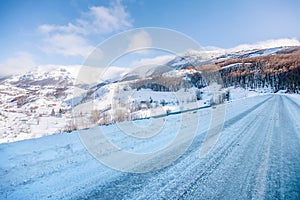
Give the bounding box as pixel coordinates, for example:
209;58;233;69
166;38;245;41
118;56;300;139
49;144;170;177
1;94;299;199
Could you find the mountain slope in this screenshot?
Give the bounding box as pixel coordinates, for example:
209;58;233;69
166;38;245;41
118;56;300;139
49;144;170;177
0;46;300;143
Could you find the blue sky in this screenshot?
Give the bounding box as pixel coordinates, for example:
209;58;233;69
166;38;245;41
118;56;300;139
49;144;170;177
1;0;300;75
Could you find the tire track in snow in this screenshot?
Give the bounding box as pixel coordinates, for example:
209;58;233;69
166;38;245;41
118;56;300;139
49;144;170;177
179;96;275;200
252;95;278;200
267;95;300;200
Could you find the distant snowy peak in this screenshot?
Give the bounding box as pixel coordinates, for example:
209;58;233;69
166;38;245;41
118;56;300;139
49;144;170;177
166;51;212;70
204;38;300;55
121;42;300;78
214;46;288;61
229;38;300;53
3;65;83;88
167;45;300;70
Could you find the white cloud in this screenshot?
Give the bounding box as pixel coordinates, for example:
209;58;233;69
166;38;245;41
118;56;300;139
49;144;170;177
126;30;152;53
39;1;131;36
38;23;83;35
38;0;132;57
131;55;175;68
69;65;129;84
84;2;132;35
101;66;129;81
41;33;94;57
0;52;35;76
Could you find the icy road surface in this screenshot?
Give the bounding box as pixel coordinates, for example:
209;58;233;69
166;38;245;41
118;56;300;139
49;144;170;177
1;94;300;199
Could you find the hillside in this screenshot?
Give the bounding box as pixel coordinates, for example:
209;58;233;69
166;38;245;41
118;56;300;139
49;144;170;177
0;46;299;143
217;47;300;92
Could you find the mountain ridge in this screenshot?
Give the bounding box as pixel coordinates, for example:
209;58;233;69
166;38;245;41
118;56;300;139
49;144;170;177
1;45;299;143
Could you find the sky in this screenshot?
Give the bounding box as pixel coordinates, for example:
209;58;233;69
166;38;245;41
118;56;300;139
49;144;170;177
1;0;300;76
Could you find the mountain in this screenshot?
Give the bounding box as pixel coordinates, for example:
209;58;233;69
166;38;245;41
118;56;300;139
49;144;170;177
216;46;300;93
0;66;81;142
125;46;300;93
1;45;299;143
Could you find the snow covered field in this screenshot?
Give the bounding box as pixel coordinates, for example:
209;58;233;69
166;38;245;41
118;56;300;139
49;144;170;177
0;94;299;199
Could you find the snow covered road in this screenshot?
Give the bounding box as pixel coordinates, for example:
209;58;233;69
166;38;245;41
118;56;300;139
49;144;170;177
1;94;299;199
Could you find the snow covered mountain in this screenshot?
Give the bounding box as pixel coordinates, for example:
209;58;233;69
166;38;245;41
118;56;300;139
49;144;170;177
0;66;82;142
167;46;287;70
1;45;299;143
